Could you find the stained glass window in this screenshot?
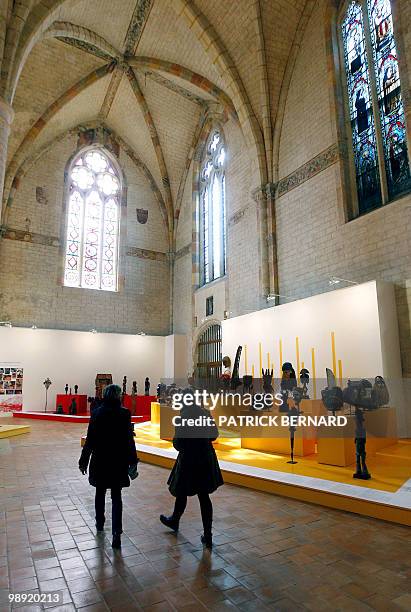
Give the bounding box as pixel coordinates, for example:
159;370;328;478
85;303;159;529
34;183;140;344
64;149;120;291
342;1;381;212
366;0;411;198
199;131;226;286
341;1;410;215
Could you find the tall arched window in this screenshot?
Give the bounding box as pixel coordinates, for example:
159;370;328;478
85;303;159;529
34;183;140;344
341;0;410;215
199;130;226;286
64;148;121;291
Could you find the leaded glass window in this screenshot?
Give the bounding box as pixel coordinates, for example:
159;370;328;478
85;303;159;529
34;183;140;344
199;131;226;286
341;1;410;215
366;0;411;198
64;149;120;291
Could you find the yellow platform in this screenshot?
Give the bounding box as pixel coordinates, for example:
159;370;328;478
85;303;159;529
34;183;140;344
134;422;410;493
0;423;30;438
125;422;411;526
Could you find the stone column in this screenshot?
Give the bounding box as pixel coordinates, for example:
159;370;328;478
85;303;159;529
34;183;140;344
252;182;279;305
0;98;13;227
252;185;270;305
265;182;279;298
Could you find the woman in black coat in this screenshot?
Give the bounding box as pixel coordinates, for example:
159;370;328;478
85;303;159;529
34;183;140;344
79;384;138;549
160;393;223;548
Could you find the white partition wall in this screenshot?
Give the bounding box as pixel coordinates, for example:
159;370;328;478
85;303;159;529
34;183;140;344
0;327;166;411
222;281;407;435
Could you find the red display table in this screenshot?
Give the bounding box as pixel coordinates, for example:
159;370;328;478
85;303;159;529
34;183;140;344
55;394;88;415
122;395;155;419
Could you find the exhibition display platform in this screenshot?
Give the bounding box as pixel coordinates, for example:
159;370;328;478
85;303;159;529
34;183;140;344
55;393;88;414
13;411;148;424
0;423;30;438
116;416;411;527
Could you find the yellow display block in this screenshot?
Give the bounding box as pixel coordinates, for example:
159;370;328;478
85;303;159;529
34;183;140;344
0;424;30;438
130;422;411;493
150;401;160;425
242;428;316;457
301;399;326;416
318;407;398;467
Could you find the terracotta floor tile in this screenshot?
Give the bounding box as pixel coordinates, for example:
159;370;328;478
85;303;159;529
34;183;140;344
1;419;410;612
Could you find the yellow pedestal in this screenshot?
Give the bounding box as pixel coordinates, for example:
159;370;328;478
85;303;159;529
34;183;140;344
150;401;160;425
0;424;30;438
317;407;398;467
301;399;326;416
242;423;316;457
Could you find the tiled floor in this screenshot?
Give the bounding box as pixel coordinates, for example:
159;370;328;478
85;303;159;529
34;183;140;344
0;418;411;611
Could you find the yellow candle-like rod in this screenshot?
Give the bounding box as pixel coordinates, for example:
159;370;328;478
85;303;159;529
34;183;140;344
296;337;300;374
259;342;262;378
338;359;343;388
267;352;270;370
244;345;248;375
252;364;255;378
279;339;283;368
311;348;316;400
301;361;305;370
331;332;337;377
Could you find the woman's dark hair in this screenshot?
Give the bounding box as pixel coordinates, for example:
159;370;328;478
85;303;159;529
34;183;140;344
103;384;122;402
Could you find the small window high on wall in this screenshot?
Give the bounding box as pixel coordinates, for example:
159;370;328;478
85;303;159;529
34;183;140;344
341;0;410;216
199;130;227;286
63;148;120;291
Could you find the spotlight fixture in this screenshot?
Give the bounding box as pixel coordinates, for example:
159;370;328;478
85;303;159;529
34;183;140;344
89;328;98;334
31;325;37;330
266;293;294;302
137;331;146;336
329;276;358;286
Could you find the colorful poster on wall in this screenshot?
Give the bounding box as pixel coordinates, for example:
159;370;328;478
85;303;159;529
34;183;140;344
0;365;23;411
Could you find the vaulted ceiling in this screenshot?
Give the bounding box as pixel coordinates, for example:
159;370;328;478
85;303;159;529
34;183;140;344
2;0;313;244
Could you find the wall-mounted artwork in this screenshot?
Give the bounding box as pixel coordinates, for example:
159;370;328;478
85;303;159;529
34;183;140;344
0;365;23;411
136;208;148;224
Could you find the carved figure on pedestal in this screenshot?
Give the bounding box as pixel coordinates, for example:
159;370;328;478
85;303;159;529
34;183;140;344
242;375;253;395
95;374;113;399
353;408;370;479
145;377;150;396
299;368;310;399
43;378;52;412
262;369;273;394
230;346;242;390
69;398;77;415
322;370;389;480
280;362;296;412
221;356;231;391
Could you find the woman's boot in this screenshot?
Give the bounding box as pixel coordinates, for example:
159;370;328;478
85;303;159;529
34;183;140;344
160;514;179;532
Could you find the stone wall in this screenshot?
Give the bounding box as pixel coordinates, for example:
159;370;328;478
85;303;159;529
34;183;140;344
0;133;171;334
276;0;411;376
172;115;262;373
